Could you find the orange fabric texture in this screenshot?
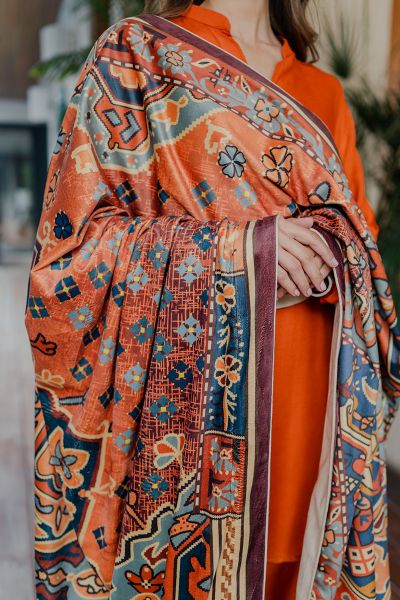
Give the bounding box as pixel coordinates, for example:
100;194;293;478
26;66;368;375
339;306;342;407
170;5;379;597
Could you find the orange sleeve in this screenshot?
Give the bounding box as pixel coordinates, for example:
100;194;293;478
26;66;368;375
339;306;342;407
331;82;379;242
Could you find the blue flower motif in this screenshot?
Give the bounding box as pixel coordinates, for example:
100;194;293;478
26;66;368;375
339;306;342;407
141;472;169;500
218;145;246;178
153;287;174;311
148;240;169;270
149;395;178;423
28;296;48;318
49;440;77;480
54;211;73;239
107;230;124;256
99;336;116;365
192;226;213;252
129;23;153;62
124;362;146;392
114;428;136;454
130;316;154;345
153;334;173;362
234;181;257;208
70;357;93;382
176;254;205;284
68;305;93;330
192;180;216;209
126;264;149;293
328;155;352;200
168;360;193;389
157;43;192;75
80;239;99;260
177;313;203;345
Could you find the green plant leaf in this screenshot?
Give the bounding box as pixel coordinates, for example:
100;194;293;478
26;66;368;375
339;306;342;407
323;12;360;80
29;48;91;81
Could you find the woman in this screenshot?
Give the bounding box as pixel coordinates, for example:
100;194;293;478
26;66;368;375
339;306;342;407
24;1;399;599
164;2;380;597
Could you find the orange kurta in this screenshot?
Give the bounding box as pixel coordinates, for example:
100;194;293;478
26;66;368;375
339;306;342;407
170;5;379;598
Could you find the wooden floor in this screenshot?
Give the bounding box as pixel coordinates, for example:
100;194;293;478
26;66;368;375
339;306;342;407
0;258;399;599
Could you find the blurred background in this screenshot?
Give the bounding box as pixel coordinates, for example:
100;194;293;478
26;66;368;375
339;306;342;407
0;0;399;598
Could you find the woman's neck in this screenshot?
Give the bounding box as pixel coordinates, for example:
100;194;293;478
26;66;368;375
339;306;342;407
200;0;279;47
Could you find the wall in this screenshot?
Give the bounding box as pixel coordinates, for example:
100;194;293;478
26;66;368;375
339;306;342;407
0;0;61;99
316;0;393;90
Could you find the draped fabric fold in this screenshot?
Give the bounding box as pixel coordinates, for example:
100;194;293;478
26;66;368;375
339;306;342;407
24;13;400;600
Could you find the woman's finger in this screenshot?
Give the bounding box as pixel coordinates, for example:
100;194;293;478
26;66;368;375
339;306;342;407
278;215;314;230
277;265;300;297
277;285;286;299
278;248;313;297
291;226;338;268
293;216;314;228
280;234;328;292
311;254;332;278
320;263;332;280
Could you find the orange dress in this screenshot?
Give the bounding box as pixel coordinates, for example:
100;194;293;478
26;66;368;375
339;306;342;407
170;5;379;598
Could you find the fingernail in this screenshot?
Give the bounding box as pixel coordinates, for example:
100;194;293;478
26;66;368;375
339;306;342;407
320;281;326;291
306;288;312;297
294;289;300;296
331;258;339;267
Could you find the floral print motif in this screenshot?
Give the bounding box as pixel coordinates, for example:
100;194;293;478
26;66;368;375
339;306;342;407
308;181;332;204
215;279;236;314
234;180;257;208
218;144;246;178
149;395;178;423
129;23;153;62
167;360;193;389
247;91;282;133
210;66;232;87
209;479;238;512
210;438;236;474
157;43;192;75
328;154;352;200
36;427;89;491
214;354;242;388
125;564;164;594
261;145;293;188
114;428;136;455
53;210;72;239
130;315;154;345
254;96;280;122
154;433;184;469
141;472;170;500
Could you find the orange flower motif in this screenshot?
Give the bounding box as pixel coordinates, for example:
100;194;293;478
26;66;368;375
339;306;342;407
261;145;293;188
214;354;242;388
254;97;280;122
215;280;236;314
323;528;335;546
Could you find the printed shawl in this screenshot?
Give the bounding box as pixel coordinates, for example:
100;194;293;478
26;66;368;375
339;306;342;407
24;13;400;600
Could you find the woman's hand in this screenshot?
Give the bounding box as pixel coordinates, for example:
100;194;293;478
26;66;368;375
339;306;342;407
276;216;338;300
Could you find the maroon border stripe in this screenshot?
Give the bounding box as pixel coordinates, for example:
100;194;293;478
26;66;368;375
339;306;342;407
313;224;345;302
246;215;277;599
139;13;338;155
